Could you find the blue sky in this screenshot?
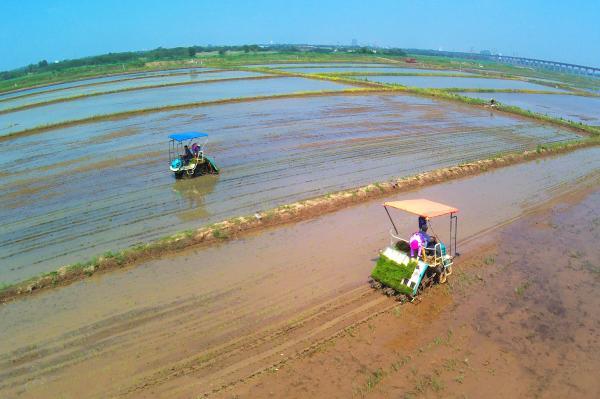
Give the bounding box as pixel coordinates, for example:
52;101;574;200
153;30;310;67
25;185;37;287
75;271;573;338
1;0;599;71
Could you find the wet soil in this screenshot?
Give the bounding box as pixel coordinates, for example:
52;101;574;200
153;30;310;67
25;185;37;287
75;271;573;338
0;151;597;398
226;187;600;399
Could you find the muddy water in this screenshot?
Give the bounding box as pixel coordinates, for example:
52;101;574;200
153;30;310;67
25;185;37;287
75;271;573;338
0;149;597;398
359;75;570;91
0;71;264;112
0;93;582;283
0;77;353;136
229;189;600;398
460;91;600;125
0;67;218;101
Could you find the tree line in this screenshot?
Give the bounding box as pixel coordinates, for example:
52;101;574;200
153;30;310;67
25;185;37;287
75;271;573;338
1;44;407;81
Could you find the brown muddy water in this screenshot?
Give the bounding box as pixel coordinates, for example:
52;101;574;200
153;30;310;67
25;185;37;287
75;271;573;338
0;148;597;398
0;93;584;283
460;91;600;126
229;188;600;399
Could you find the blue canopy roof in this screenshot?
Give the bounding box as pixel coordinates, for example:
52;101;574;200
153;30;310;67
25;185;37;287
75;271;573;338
168;132;209;142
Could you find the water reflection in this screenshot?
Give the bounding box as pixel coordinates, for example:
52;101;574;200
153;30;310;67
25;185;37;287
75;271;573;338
172;175;218;221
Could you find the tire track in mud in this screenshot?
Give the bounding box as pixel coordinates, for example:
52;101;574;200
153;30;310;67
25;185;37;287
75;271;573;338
0;270;389;398
118;289;391;398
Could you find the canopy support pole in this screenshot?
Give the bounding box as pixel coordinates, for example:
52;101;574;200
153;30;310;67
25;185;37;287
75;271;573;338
384;206;398;235
449;212;458;257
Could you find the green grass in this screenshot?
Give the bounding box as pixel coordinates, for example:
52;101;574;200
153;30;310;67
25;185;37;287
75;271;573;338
371;254;417;295
514;281;531;296
483;256;496;265
212;228;229;239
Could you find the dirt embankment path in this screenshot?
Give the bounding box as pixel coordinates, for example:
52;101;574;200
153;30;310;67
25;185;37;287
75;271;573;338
0;149;598;398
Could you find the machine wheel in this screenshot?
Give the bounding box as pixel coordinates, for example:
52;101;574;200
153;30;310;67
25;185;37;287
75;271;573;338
174;171;184;179
432;266;447;284
418;274;433;295
438;269;447;284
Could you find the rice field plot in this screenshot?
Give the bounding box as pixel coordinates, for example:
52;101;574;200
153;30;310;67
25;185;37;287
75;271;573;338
357;75;569;91
0;92;581;282
459;92;600;125
0;77;353;136
0;67;219;101
253;63;474;75
0;70;263;112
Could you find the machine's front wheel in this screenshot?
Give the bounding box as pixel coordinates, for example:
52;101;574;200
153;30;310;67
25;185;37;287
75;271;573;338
418;274;433;295
438;269;447;284
432;265;447;284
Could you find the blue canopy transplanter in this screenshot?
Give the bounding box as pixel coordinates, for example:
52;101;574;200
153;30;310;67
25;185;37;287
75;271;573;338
168;132;209;142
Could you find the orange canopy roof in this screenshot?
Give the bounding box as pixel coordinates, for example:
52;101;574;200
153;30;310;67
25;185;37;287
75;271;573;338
383;199;458;218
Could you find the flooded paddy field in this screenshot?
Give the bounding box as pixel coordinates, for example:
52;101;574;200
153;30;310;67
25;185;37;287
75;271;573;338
0;70;264;112
249;63;475;74
0;147;597;398
460;91;600;125
0;67;218;101
274;67;474;75
0;77;352;136
0;92;583;283
359;75;570;91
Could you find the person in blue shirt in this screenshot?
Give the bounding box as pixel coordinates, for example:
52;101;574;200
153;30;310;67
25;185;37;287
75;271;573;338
182;145;193;164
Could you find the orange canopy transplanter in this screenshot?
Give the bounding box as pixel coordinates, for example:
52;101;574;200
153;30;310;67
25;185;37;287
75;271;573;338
383;198;459;218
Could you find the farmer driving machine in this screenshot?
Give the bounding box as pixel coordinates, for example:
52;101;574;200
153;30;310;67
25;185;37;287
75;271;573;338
169;132;219;179
370;199;459;300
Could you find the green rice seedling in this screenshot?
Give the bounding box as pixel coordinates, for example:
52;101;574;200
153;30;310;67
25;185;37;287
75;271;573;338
371;255;417;296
